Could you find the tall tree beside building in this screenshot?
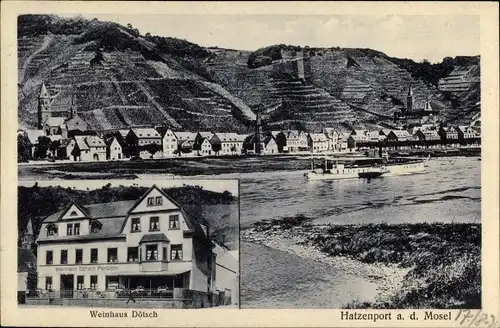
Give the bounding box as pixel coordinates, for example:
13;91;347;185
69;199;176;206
17;134;32;162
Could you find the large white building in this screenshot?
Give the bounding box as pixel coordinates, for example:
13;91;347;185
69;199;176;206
35;186;237;306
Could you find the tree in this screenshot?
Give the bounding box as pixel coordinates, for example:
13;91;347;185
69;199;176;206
18;134;32;162
49;140;60;158
33;136;51;159
141;143;162;158
26;269;38;296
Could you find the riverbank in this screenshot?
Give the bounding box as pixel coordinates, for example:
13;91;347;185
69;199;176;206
241;216;481;309
18;150;480;180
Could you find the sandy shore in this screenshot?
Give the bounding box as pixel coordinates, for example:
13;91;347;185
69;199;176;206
241;225;410;305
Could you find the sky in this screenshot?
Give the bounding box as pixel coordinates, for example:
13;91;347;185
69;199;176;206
64;14;480;63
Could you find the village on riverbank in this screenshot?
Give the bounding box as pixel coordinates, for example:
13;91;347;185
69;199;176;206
18;83;481;164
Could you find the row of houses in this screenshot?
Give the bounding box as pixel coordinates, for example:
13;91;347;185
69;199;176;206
347;125;481;150
19;122;481;162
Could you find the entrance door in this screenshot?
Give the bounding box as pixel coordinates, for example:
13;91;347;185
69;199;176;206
60;274;74;298
93;153;99;161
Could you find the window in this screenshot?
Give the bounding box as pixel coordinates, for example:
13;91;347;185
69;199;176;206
107;248;118;263
90;221;101;233
171;245;183;261
146;244;158;261
127;247;139;262
67;224;73;235
61;250;68;264
90;248;98;263
90;275;98;289
47;225;57;236
70;211;78;216
45;276;52;290
46;250;53;265
105;276;119;290
149;217;159;231
147;197;154;206
163;247;167;261
77;276;84;290
75;249;83;264
131;218;141;232
74;223;80;235
169;215;179;229
155;196;163;205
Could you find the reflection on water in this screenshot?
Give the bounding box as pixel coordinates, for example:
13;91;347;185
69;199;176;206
238;157;480;308
239;157;480;227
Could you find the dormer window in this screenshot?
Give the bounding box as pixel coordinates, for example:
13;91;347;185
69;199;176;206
46;223;58;236
90;220;102;233
74;223;80;235
67;224;73;235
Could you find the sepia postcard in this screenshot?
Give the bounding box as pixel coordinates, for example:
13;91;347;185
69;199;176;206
1;1;499;327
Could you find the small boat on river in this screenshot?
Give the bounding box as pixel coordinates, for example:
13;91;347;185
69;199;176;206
305;154;429;181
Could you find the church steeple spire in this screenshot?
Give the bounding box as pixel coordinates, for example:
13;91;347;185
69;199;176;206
21;218;34;249
407;84;413;96
38;82;52;129
406;83;414;113
39;82;50;99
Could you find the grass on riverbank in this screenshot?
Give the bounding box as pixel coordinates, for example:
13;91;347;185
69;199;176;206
309;223;481;309
253;217;481;309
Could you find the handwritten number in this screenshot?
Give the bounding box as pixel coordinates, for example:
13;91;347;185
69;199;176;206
488;315;497;328
468;310;482;327
461;310;474;325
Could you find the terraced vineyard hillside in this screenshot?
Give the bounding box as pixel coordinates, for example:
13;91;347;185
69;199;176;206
18;16;480;132
18;16;255;133
208;46;480;130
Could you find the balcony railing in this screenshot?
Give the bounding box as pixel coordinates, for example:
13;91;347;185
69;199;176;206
26;288;189;300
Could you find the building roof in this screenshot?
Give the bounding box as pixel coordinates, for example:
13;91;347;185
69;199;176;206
198;132;214;139
43;200;138;223
39;186;212;244
59;138;73;148
132;128;161;138
85;136;106;147
44;117;65;127
308;133;328;141
73;135;105;149
118;129;130;138
73;136;90;150
140;233;170;243
18;248;36;273
175;132;197;142
64;114;88;131
215;133;246;142
390;130;411;138
25;129;45;144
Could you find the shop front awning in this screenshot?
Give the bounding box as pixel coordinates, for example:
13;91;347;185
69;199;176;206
139;233;169;243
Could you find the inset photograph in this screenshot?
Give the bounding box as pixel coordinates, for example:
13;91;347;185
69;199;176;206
17;179;239;308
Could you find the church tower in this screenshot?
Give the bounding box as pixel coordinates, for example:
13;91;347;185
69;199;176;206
424;95;433;112
254;108;263;155
406;84;414;113
21;218;34;249
37;82;51;129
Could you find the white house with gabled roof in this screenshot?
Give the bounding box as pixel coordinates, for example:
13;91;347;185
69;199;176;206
35;185;232;306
